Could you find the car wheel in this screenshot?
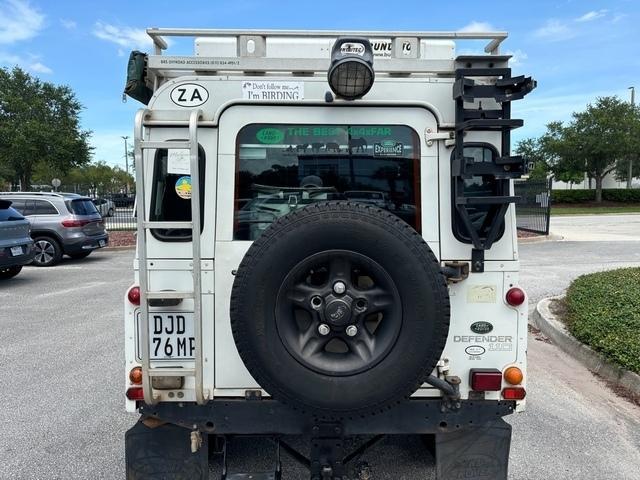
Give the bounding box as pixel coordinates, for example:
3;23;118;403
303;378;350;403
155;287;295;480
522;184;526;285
230;202;450;418
32;236;63;267
0;265;22;279
108;208;114;217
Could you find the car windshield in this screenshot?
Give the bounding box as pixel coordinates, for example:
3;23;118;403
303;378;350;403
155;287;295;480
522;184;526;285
234;124;421;240
66;198;99;216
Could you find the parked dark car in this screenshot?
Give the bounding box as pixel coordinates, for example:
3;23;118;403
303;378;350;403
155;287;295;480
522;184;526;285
0;192;109;267
108;193;135;208
0;199;35;279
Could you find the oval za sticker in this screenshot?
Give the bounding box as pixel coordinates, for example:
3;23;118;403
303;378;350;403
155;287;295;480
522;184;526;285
170;83;209;107
465;345;486;356
175;176;192;199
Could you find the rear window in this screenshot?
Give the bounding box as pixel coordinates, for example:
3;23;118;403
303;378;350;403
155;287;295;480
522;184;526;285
66;199;98;215
150;145;205;241
0;204;24;221
234;124;421;241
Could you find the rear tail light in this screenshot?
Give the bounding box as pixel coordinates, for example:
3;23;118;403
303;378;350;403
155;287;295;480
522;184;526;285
129;366;143;385
502;387;527;400
61;219;91;228
126;387;144;401
470;369;502;391
127;286;141;305
503;366;524;385
506;287;526;306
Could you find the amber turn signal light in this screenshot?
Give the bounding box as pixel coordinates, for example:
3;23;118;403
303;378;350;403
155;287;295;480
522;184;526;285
129;366;143;385
503;366;523;385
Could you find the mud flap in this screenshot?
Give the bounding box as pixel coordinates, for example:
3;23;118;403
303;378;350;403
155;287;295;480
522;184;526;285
125;418;209;480
435;418;511;480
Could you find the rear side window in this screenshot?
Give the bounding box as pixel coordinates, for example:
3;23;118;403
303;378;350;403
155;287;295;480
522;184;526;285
34;200;59;215
234;124;421;241
150;145;205;241
7;199;27;215
452;144;505;243
65;199;98;215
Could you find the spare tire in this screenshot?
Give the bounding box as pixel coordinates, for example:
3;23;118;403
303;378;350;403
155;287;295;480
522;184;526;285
230;202;450;417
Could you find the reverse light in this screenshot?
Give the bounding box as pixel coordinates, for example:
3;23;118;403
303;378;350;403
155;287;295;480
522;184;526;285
503;366;524;385
126;387;144;401
506;287;526;306
470;369;502;391
328;37;375;100
502;387;527;400
129;366;143;385
127;286;141;305
61;219;91;228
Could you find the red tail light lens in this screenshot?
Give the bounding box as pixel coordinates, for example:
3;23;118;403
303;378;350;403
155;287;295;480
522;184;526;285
127;286;141;305
502;387;527;400
470;369;502;391
126;387;144;401
61;219;91;228
506;287;526;306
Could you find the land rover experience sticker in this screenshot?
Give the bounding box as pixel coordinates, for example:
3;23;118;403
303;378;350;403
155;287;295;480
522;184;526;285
175;176;192;199
373;140;404;157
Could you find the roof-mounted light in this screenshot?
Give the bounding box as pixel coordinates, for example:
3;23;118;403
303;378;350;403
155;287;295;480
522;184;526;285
327;37;375;100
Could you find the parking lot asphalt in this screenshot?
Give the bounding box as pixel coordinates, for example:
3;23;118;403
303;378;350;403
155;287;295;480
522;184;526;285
1;233;639;479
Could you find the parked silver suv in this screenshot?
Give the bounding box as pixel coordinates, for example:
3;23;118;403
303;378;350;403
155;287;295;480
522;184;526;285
0;192;109;266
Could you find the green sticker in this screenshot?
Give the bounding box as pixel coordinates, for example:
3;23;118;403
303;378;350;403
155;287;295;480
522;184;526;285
256;128;285;144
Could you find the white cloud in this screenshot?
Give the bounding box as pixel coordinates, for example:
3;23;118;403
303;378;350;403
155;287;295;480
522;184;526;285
575;10;607;22
533;19;575;41
505;49;528;67
0;52;52;74
93;21;157;51
60;18;77;30
0;0;45;44
458;21;498;33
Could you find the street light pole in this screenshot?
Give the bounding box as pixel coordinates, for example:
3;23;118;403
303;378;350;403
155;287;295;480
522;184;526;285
122;135;129;194
628;87;635;188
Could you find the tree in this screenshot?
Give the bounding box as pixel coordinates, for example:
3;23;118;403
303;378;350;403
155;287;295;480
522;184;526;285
0;67;93;189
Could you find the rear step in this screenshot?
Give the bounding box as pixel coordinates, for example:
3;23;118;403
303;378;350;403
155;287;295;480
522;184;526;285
221;438;282;480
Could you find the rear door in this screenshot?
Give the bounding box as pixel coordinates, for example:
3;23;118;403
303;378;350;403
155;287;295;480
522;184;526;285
214;105;439;391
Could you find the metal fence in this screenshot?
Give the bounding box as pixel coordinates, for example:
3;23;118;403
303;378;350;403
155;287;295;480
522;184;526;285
514;178;552;235
57;185;136;231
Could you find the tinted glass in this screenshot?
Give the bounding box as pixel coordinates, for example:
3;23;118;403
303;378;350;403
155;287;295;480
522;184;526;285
453;145;505;242
66;199;98;215
0;206;24;221
33;200;59;215
234;124;421;240
150;145;205;241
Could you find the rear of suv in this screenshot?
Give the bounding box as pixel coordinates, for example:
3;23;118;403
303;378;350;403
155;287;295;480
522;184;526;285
0;199;35;279
0;192;109;266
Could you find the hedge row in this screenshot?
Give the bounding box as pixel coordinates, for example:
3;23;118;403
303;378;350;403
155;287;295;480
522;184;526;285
552;188;640;203
565;267;640;374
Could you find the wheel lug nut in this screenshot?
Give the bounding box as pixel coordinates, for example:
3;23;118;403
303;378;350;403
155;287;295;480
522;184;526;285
345;325;358;337
310;296;323;309
318;324;331;336
333;281;346;295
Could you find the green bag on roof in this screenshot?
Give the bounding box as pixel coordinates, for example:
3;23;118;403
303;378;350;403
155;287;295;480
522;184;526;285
124;51;153;105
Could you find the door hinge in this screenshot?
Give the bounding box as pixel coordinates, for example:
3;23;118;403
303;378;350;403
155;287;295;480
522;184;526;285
424;128;455;147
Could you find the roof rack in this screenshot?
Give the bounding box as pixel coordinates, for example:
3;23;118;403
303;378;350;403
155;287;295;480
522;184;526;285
0;191;65;197
141;28;509;78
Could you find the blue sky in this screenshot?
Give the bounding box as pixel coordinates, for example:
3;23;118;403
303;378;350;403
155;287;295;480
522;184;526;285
1;0;638;168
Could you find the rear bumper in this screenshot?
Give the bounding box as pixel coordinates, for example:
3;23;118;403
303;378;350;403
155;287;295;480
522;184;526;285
138;398;515;435
0;242;35;267
63;232;109;254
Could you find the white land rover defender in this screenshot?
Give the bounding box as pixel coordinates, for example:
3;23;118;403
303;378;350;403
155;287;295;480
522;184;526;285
123;28;536;480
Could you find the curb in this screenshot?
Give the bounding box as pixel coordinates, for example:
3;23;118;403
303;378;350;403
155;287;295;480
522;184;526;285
530;296;640;396
517;232;563;244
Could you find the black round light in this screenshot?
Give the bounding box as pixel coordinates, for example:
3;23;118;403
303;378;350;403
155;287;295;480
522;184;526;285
328;38;375;100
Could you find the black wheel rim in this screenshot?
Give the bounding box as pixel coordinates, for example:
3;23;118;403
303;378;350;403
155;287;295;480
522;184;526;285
275;250;402;376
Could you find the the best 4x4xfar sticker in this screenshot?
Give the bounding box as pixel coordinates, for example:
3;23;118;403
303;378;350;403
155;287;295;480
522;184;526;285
175;176;192;200
373;140;404;157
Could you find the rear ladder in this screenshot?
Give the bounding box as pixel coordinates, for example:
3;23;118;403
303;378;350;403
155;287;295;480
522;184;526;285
133;108;206;405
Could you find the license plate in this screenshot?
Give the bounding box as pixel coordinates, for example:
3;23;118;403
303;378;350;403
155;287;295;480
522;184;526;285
98;239;106;247
141;312;195;360
10;246;22;256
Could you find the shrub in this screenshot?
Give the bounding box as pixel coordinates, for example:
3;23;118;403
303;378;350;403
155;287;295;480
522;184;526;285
565;267;640;374
552;188;640;204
